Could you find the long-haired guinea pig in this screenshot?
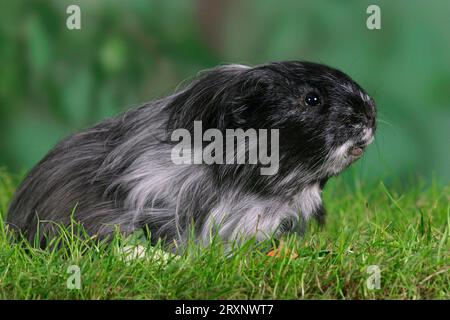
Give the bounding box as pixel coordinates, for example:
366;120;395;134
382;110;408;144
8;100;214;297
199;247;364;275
7;61;376;248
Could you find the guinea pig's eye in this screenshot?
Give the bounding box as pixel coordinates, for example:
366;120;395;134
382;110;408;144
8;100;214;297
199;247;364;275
304;92;321;106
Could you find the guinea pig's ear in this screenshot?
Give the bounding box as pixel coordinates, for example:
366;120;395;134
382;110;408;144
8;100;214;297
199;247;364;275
165;65;272;133
225;68;276;128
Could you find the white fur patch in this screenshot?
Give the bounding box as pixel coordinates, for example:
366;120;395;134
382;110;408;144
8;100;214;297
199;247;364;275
326;141;353;175
362;128;374;144
200;183;323;244
201;193;299;244
294;183;322;220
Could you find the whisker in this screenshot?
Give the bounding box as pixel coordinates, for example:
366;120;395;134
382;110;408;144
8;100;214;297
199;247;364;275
376;118;393;127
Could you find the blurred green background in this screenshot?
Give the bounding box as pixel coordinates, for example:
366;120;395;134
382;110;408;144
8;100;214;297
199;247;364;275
0;0;449;185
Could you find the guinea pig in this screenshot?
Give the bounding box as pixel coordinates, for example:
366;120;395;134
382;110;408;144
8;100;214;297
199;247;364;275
6;61;376;249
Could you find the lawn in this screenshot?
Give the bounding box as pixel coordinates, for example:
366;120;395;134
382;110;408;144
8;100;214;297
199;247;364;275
0;169;448;299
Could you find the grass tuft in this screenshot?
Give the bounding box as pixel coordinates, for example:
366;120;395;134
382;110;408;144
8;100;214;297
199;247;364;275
0;170;448;299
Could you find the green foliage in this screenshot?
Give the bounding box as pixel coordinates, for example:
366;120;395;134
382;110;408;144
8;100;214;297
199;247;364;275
0;171;448;299
0;0;449;184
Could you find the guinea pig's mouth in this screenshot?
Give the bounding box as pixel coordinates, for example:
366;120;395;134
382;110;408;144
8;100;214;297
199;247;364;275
347;128;375;158
348;145;365;158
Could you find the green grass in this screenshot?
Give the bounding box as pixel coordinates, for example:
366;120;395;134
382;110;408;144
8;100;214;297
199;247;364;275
0;169;448;299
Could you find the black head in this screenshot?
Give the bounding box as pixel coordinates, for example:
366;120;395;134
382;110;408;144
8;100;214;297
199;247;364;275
166;61;377;179
250;61;377;176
